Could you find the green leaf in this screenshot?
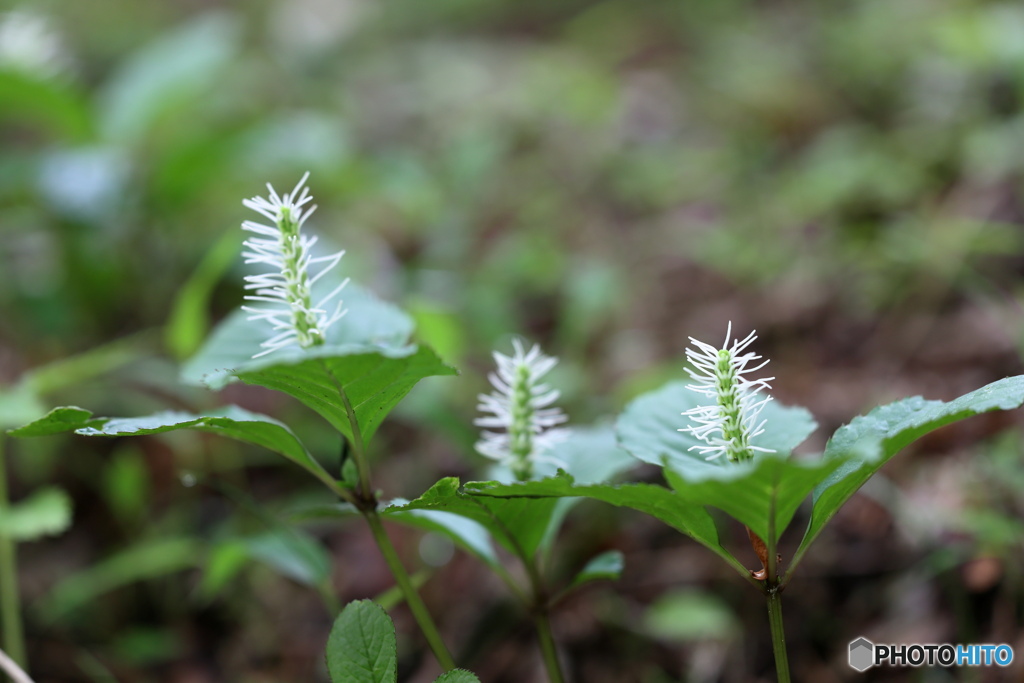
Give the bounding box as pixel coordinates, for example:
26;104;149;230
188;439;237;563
73;406;329;482
245;530;332;589
181;279;451;447
181;281;415;389
165;229;240;360
0;487;72;541
234;344;455;446
617;380;818;475
484;425;638;556
97;12;239;143
644;590;739;642
0;383;47;431
387;478;557;559
326;600;397;683
662;453;844;551
566;550;624;592
434;671;481;683
464;474;747;578
22;334;146;396
792;375;1024;577
7;406;97;436
199;540;249;600
617;380;830;551
382;506;499;571
502;424;637;485
41;537;202;620
0;69;93;142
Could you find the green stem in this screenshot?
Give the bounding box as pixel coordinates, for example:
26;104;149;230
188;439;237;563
320;362;373;502
533;612;565;683
364;510;455;672
522;554;565;683
0;437;26;669
766;589;791;683
320;364;454;669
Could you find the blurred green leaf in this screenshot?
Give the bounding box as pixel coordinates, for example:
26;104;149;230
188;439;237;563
566;550;624;593
165;229;240;360
326;600;397;683
0;487;72;541
110;627;181;666
409;301;465;365
383;505;498;570
245;529;332;589
644;590;738;642
42;537;202;620
199;540;249;600
0;69;92;141
543;424;637;485
0;384;48;431
792;375;1024;578
103;446;150;522
97;12;240;143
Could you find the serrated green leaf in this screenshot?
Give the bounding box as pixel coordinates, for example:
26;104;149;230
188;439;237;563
326;600;397;683
180;279;451;446
464;474;747;579
791;375;1024;578
617;380;830;559
485;425;639;557
434;671;481;683
235;344;455;446
73;406;329;482
0;487;72;541
567;550;624;592
7;406;97;436
387;478;557;559
662;453;844;551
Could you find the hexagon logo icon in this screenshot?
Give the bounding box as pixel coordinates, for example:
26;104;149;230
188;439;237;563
849;637;874;672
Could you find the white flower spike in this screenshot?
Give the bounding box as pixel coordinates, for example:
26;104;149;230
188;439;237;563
240;172;349;358
681;322;775;462
475;339;570;480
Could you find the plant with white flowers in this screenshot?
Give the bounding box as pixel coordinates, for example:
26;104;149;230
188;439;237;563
12;175;1024;683
475;339;569;480
681;323;774;462
465;324;1024;683
241;172;348;357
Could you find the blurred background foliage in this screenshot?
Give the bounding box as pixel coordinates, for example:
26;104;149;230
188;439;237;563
1;0;1023;680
